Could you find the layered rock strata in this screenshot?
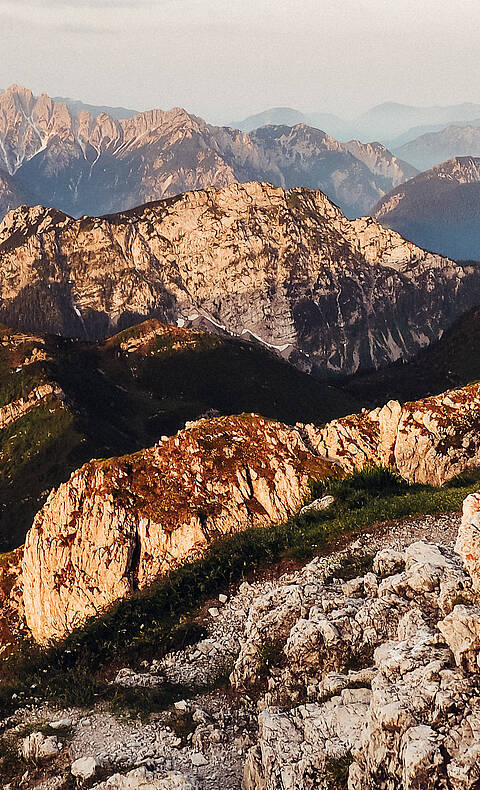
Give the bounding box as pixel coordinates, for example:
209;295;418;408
0;382;63;430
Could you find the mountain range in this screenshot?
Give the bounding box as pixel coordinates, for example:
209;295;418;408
0;181;479;380
374;156;480;259
0;85;416;220
232;101;480;147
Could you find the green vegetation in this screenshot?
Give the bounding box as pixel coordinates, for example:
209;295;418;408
0;466;478;717
324;752;354;789
325;553;374;584
0;403;86;551
257;635;286;678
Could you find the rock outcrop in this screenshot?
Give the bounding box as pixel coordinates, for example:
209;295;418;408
21;414;337;643
237;532;480;790
0;84;415;220
303;382;480;485
7;379;480;645
0;318;359;555
0;382;63;430
0;181;477;378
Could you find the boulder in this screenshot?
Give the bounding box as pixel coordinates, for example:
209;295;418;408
438;605;480;672
71;756;99;780
92;768;193;789
21;732;62;762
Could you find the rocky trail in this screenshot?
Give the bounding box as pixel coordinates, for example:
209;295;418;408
1;506;471;790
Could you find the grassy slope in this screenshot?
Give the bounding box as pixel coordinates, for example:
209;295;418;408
0;321;359;551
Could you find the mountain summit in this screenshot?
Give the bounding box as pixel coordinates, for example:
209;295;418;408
374;156;480;259
0;181;479;378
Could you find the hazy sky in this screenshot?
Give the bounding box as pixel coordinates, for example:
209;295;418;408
1;0;479;123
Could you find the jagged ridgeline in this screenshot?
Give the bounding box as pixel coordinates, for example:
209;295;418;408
0;84;416;219
0;320;359;552
1;181;480;381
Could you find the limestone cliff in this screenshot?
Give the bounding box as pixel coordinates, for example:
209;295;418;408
0;182;477;378
21;415;336;643
303;382;480;485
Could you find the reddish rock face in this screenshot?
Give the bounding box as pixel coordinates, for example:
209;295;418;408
21;414;336;644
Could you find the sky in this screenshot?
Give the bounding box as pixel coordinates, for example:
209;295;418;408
1;0;480;124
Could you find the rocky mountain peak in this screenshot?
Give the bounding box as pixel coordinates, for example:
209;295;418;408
374;154;480;259
439;155;480;182
0;180;477;377
0;203;68;247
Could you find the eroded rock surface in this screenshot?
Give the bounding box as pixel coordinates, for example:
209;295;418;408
456;492;480;589
237;529;480;790
303;382;480;484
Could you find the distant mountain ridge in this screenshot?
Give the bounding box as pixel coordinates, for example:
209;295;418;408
374;156;480;259
394;123;480;170
354;101;480;144
232;101;480;147
0;85;416;219
231;107;357;140
52;96;139;119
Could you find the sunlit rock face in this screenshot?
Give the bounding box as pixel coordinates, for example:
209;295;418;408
303;382;480;485
1;180;478;378
21;414;336;643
